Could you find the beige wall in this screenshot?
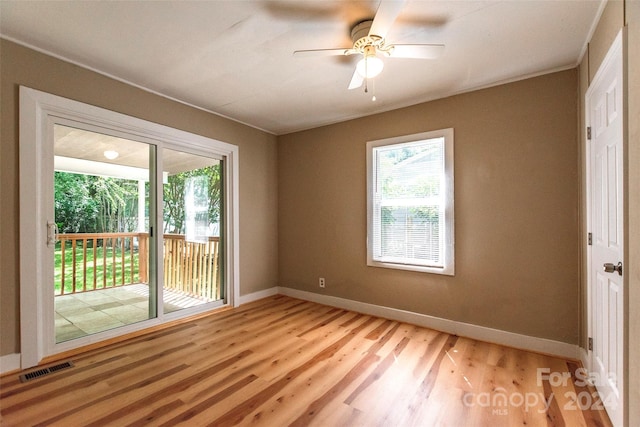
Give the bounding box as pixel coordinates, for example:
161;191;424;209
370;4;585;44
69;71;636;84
578;0;639;424
589;0;626;82
279;69;580;344
0;39;279;356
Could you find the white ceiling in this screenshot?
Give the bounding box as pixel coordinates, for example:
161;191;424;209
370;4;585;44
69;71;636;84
0;0;604;135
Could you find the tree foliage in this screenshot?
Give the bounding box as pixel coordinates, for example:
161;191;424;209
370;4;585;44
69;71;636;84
55;163;221;235
163;165;221;235
54;172;139;233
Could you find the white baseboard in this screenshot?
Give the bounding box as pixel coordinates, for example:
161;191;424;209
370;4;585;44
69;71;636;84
0;353;21;375
2;286;582;375
239;287;279;305
278;287;582;360
579;346;590;370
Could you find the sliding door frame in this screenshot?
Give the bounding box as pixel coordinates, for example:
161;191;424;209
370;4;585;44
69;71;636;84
19;87;240;368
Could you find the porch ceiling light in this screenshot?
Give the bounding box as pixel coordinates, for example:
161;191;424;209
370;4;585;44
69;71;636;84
104;150;119;160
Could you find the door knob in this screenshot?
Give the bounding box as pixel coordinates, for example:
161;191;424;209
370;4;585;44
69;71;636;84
603;262;623;276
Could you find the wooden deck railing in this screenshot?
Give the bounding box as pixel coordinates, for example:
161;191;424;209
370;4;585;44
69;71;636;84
163;234;221;301
56;232;220;301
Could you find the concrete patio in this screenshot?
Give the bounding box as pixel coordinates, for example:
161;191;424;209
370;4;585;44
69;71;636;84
55;284;211;342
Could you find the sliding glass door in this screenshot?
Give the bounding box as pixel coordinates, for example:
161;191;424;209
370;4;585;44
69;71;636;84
20;86;239;368
162;148;224;314
53;124;156;343
52;128;228;342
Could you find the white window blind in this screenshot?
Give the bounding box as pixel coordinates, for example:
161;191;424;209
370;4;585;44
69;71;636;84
367;129;454;275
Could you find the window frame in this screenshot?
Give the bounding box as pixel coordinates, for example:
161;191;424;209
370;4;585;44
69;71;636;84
366;128;455;275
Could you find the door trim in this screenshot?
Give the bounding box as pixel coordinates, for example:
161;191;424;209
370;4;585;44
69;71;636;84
19;87;240;368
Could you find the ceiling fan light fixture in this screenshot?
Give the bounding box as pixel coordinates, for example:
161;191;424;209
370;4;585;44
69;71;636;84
356;55;384;79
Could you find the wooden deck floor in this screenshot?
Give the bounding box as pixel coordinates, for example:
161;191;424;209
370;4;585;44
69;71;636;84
1;295;612;426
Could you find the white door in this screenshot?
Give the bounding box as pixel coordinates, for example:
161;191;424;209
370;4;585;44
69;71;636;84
587;31;624;427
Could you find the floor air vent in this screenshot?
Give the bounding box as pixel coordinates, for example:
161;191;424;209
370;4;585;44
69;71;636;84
19;361;74;383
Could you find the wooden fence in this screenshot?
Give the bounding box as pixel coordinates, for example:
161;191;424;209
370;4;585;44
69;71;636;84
56;232;220;301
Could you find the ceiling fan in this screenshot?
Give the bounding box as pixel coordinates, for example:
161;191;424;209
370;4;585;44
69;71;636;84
293;0;445;91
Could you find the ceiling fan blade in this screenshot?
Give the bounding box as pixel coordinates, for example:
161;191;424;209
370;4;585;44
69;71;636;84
389;44;445;59
293;48;351;57
348;69;364;90
369;0;406;39
264;2;339;21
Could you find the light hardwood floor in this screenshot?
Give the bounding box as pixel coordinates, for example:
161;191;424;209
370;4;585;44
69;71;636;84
1;295;612;426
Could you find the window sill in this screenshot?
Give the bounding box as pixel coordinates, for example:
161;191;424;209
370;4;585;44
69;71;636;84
367;259;455;276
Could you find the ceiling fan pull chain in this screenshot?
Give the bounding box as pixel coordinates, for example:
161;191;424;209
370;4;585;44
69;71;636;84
364;58;369;93
372;78;377;102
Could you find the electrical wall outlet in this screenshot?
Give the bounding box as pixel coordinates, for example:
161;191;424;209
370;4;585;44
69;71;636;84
319;278;326;288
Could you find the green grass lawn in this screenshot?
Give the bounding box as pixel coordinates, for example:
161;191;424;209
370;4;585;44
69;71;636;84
54;243;142;295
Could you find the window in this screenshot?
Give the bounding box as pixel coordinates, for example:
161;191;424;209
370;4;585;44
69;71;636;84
367;128;454;275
